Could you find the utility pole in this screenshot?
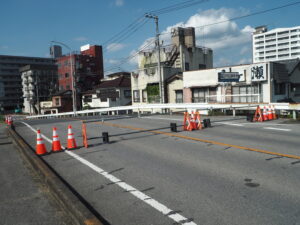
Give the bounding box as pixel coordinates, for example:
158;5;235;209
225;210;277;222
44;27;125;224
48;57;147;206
145;13;164;104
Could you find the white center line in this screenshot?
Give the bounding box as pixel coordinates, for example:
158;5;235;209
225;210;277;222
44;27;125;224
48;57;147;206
21;122;197;225
264;127;291;132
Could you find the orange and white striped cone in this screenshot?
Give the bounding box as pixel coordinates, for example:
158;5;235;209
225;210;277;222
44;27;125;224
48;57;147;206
67;125;77;150
52;127;63;153
263;106;268;121
268;105;273;120
7;116;11;125
36;129;48;155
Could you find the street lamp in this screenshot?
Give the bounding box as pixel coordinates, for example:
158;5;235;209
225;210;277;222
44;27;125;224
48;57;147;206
51;41;77;115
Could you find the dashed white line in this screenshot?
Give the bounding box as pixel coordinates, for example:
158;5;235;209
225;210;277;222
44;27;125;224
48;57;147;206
21;122;197;225
263;127;291;132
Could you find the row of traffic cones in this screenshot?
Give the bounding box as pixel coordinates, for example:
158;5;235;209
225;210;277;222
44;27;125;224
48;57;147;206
183;111;203;131
36;125;77;156
5;115;13;125
253;105;277;122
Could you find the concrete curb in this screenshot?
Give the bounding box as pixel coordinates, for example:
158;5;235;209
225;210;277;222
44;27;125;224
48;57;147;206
7;126;107;225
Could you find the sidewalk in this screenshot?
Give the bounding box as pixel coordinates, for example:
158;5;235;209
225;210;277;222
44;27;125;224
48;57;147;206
0;124;69;225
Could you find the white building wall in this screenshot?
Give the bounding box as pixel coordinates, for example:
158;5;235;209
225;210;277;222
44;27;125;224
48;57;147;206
168;79;183;103
183;62;271;103
253;26;300;63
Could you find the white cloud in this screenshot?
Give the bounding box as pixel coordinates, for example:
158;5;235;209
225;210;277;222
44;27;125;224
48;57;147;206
106;43;126;52
74;37;88;42
106;59;120;64
138;8;255;67
1;45;9;49
115;0;124;7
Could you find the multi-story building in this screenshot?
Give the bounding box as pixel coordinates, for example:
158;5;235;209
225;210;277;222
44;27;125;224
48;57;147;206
183;59;300;104
57;44;104;93
20;64;58;114
131;27;213;107
253;25;300;63
0;55;55;112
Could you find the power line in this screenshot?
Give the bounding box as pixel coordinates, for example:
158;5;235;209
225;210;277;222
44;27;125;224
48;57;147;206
160;1;300;36
104;1;300;71
149;0;209;15
101;0;210;52
104;39;156;73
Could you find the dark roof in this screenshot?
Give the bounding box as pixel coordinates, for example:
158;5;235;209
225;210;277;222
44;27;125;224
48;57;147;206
19;64;57;72
82;89;97;95
106;72;130;77
52;90;72;97
166;73;183;84
96;76;131;89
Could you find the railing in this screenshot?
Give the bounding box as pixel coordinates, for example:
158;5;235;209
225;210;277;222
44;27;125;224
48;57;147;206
25;102;300;119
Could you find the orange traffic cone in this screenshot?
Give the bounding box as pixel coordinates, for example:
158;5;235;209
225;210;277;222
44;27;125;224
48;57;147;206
195;111;203;130
190;111;197;130
268;105;273;120
36;129;48;155
272;105;277;119
183;112;193;131
263;106;268;121
67;125;77;150
253;106;263;122
7;116;12;125
52;127;63;152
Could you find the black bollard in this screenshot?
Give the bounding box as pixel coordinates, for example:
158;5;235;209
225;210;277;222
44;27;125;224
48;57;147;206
246;114;253;122
203;119;208;128
170;123;177;132
206;119;212;127
102;132;109;143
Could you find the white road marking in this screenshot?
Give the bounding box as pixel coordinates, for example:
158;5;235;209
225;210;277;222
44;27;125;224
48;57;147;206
143;116;182;121
264;127;291;132
214;122;244;127
21;122;197;225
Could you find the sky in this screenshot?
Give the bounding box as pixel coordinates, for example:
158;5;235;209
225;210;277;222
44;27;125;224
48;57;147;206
1;0;300;75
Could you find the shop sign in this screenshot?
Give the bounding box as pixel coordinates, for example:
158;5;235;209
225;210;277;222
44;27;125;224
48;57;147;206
251;64;267;81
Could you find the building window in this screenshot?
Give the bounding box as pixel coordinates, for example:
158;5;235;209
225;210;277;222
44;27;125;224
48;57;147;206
133;90;140;102
66;85;70;90
83;95;92;103
175;90;183;103
124;90;131;98
142;90;147;102
55;98;60;106
232;86;259;103
65;73;69;78
192;88;206;103
274;81;286;95
185;62;190;71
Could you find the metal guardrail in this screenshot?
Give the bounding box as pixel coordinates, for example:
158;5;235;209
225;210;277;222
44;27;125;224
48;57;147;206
25;102;299;119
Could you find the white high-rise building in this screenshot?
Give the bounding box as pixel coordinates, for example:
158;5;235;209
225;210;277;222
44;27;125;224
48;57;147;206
252;25;300;63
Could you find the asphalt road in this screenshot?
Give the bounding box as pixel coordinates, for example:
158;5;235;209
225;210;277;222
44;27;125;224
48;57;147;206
14;115;300;225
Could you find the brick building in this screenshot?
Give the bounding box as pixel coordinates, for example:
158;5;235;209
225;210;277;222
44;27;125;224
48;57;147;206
57;44;104;93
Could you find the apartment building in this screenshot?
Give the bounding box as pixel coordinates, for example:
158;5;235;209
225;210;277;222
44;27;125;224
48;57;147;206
131;27;213;107
0;55;55;112
57;44;104;92
20;64;58;114
253;25;300;63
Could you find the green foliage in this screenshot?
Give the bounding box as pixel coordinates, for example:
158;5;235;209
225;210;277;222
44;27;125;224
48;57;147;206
146;84;159;97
